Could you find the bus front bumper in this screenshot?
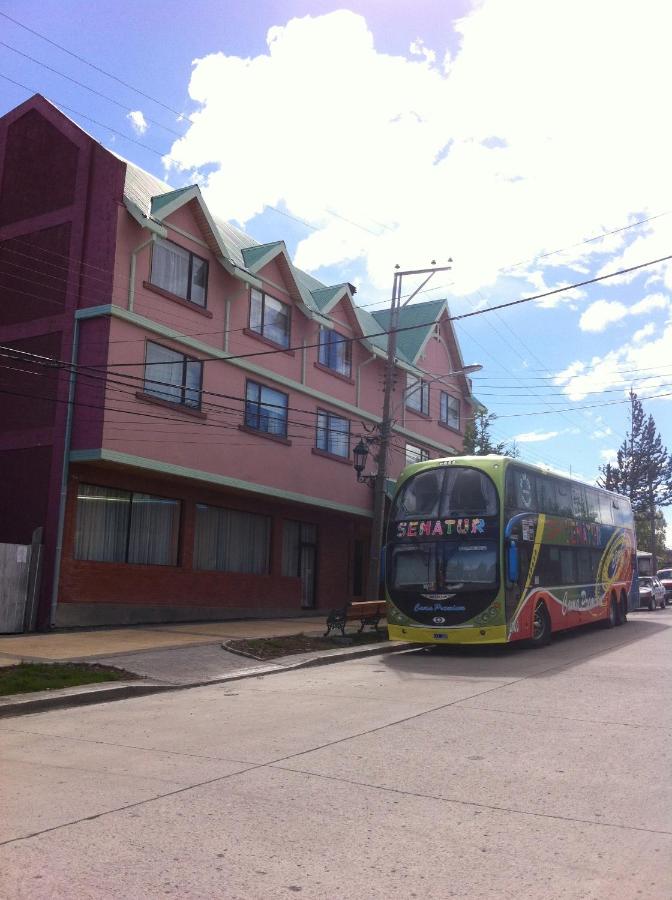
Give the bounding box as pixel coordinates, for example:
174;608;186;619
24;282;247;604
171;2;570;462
388;623;508;645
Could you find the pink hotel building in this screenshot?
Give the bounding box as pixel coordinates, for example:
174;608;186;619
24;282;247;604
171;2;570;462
0;95;477;628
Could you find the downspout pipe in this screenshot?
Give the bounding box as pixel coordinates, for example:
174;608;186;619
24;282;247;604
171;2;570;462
128;235;155;311
49;317;80;627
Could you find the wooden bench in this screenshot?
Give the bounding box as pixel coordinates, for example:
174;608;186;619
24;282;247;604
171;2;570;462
324;601;386;638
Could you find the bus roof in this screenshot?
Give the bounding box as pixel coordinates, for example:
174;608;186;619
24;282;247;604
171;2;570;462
395;454;632;506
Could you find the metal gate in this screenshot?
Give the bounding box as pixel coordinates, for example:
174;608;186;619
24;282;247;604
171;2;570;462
0;528;43;633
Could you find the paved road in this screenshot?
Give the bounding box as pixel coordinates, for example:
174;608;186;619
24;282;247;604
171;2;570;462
1;612;670;899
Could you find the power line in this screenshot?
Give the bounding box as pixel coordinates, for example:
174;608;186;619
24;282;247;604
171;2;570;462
0;73;170;156
0;41;186;137
0;11;187;118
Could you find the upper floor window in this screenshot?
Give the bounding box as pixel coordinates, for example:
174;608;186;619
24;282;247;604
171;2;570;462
318;327;352;378
150;238;208;307
144;341;202;409
316;409;350;458
245;380;289;438
405;444;430;466
440;392;460;430
406;374;429;415
250;288;291;348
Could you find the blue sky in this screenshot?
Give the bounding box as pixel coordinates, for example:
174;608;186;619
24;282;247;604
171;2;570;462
2;1;671;541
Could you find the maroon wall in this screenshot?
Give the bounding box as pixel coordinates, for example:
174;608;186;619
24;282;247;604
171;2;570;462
0;95;124;628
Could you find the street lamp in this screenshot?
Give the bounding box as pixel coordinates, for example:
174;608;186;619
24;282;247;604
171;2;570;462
352;438;376;486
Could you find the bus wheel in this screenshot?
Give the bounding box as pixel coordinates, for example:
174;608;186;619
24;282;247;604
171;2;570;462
604;596;618;628
618;592;628;624
530;601;551;648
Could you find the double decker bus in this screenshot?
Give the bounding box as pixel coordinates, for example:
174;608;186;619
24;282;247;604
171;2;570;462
385;455;637;647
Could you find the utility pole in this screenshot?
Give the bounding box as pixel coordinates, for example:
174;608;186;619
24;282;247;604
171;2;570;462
365;262;453;601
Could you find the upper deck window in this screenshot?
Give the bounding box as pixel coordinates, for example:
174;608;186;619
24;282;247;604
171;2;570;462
392;466;498;521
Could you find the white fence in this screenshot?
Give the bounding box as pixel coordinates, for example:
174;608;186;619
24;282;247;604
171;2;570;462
0;529;42;633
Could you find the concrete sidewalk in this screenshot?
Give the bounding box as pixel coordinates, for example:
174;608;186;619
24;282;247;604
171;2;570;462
0;617;328;668
0;617;402;718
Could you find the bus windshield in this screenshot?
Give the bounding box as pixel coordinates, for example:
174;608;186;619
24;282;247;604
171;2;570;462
391;541;499;591
392;466;498;519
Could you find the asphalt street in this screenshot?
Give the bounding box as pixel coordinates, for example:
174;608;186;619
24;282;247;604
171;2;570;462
1;611;670;899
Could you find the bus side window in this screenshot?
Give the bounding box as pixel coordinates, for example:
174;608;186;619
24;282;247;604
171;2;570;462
584;489;599;523
598;492;613;525
560;549;575;584
539;477;559;514
572;484;587;519
577;548;592;583
556;483;572;517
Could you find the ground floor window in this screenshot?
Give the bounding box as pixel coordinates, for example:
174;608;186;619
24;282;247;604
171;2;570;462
193;503;270;574
282;520;317;608
74;484;180;565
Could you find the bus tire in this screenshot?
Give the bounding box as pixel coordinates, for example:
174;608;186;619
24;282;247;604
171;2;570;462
530;601;551;648
604;596;618;628
619;592;628;624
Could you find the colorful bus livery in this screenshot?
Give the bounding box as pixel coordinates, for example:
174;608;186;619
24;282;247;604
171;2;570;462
385;456;637;647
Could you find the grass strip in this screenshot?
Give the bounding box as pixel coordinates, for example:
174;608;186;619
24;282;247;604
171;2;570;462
0;662;138;696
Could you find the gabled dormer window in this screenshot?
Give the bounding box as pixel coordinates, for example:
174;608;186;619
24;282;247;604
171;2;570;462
250;288;291;348
406;374;429;415
318;326;352;378
150;238;208;307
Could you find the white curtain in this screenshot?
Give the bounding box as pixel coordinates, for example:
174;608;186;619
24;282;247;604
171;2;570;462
127;494;179;565
194;504;270;574
74;484;131;562
152;239;190;298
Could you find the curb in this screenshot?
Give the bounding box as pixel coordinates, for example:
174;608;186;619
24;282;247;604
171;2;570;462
0;641;414;719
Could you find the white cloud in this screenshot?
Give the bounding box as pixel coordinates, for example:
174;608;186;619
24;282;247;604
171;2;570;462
555;319;672;400
163;3;672;297
600;448;618;464
513;430;560;443
578;292;669;332
591;426;613;439
127;110;148;135
633;322;655;342
579;300;629;332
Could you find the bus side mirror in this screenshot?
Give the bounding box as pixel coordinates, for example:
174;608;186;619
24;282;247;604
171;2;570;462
506;539;519;586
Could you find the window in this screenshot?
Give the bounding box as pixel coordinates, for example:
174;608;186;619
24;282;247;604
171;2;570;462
194;504;270;574
144;342;202;409
74;484;180;566
440;392;460;430
245;381;289;437
250;288;290;348
318;326;352;377
316;409;350;457
405;444;430;466
406;374;429;415
392;467;498;520
150;238;208;306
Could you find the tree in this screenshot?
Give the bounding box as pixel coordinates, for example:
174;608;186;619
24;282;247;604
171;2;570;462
463;411;519;457
598;391;672;567
635;508;668;561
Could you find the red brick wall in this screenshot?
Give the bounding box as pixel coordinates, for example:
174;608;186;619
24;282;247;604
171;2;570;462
58;462;369;620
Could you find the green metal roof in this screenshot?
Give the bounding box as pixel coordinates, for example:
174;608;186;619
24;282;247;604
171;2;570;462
372;298;446;364
241;242;284;270
119;159;455;375
150;186;196;217
310;285;346;311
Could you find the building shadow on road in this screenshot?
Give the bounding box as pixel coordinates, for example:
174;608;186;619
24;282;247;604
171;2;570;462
380;612;670;681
